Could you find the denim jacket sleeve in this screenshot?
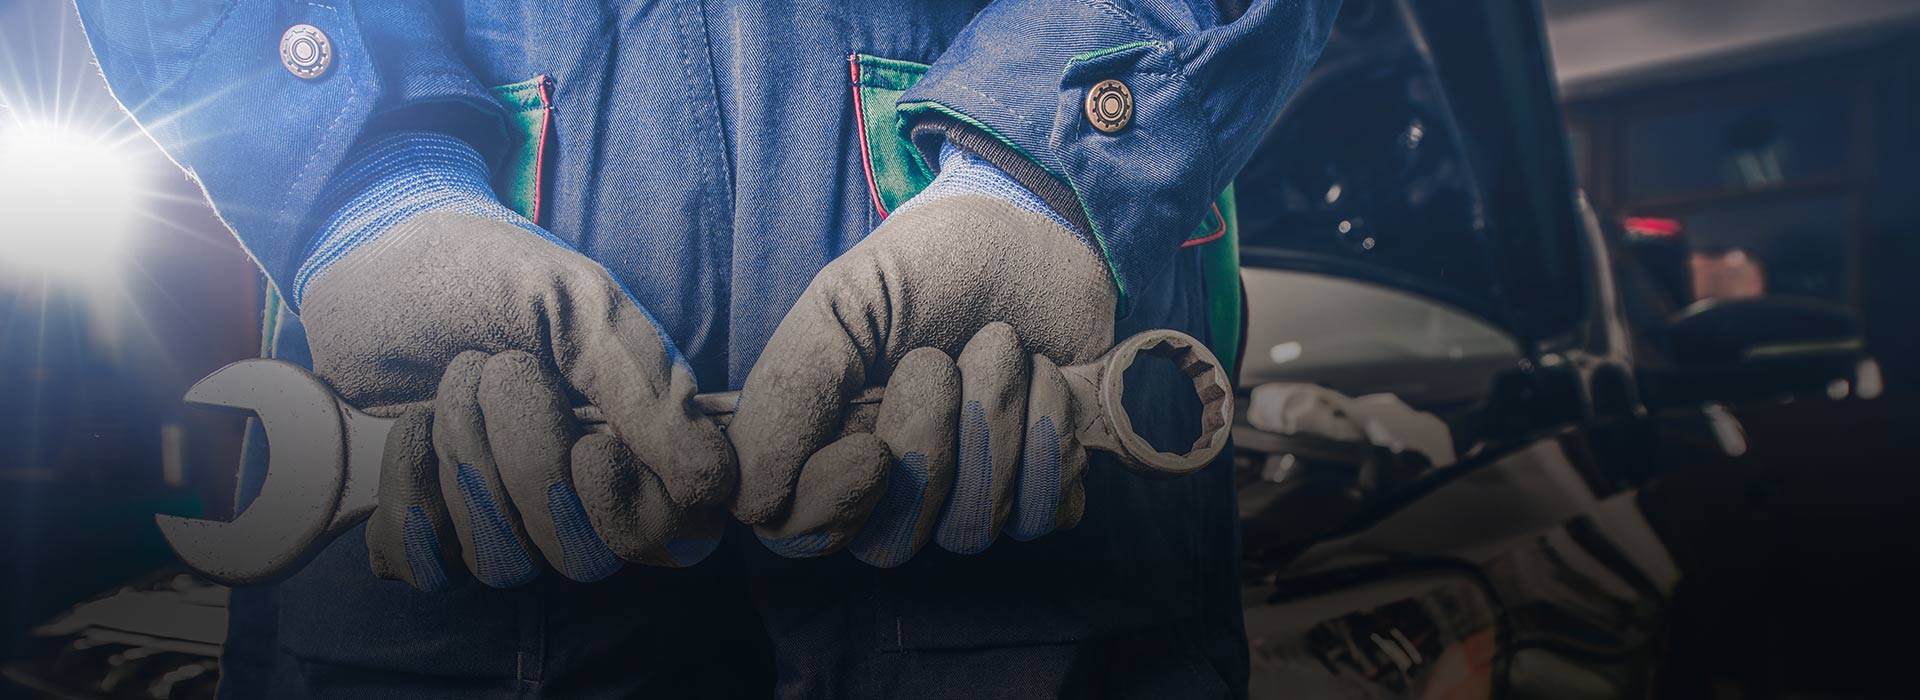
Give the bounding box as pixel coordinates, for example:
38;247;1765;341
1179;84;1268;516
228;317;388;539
899;0;1339;307
73;0;503;301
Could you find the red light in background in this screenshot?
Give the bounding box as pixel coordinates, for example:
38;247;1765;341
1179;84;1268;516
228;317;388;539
1623;216;1684;238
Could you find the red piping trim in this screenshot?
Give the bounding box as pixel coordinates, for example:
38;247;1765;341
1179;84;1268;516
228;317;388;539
849;55;890;220
1181;202;1227;247
531;74;553;226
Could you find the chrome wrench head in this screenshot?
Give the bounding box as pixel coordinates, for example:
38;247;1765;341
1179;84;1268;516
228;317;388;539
1077;330;1235;476
159;359;349;584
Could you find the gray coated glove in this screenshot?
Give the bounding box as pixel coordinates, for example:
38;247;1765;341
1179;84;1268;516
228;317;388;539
728;180;1117;566
301;208;733;590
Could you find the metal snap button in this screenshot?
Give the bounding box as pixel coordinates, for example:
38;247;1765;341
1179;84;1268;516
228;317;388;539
1084;79;1133;134
280;24;332;79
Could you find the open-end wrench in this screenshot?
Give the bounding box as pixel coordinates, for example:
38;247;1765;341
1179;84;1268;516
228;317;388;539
160;329;1233;585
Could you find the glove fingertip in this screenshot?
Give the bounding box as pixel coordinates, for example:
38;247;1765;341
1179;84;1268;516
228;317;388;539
728;448;799;526
936;399;999;555
805;433;893;521
569;433;679;564
452;462;539;588
401;504;455;592
874;348;960;444
756;433;892;559
545;482;623;582
728;325;869;524
662;535;722;567
756;529;843;559
638;505;727;567
897;346;959;382
371;408;458;591
849;451;934;568
659;416;737;509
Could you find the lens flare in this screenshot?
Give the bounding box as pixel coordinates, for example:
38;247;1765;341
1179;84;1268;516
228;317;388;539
0;121;147;276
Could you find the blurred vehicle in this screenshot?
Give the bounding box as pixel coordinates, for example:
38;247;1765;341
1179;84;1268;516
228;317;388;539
3;571;223;700
1556;4;1920;696
1226;0;1874;698
1557;0;1920;391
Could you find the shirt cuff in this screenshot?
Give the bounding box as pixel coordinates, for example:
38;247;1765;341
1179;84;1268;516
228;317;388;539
897;5;1214;306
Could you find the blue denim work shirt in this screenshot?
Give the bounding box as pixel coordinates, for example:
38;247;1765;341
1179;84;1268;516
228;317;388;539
77;1;1336;697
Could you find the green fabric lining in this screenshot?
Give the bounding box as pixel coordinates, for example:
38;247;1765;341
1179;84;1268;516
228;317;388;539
1069;40;1160;66
488;75;551;221
1188;203;1225;243
851;55;936;214
853;54;929;91
1197;185;1241;377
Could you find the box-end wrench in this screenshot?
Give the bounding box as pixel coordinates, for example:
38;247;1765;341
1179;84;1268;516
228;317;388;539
160;329;1233;585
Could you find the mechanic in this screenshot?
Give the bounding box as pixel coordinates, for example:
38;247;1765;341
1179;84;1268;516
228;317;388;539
77;1;1336;697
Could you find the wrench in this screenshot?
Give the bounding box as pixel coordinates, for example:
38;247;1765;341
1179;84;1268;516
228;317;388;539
160;329;1233;584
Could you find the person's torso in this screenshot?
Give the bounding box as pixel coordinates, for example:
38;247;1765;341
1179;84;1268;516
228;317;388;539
235;3;1243;697
448;0;989;389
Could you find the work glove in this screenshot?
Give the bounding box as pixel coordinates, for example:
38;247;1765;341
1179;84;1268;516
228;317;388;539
728;144;1117;567
295;133;732;591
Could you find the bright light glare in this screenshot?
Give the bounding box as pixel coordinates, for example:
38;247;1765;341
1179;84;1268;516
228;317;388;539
0;121;146;275
1269;340;1303;365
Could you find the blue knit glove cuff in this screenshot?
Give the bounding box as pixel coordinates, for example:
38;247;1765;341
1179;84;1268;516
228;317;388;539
893;142;1079;236
292;131;537;310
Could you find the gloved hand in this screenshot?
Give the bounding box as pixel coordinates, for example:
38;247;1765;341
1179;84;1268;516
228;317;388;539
728;144;1117;566
296;133;733;591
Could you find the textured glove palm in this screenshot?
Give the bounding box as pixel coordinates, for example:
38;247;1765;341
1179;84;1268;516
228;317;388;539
298;135;732;590
729;151;1117;567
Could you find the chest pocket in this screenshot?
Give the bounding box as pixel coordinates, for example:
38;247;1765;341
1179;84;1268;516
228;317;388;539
488;75;554;224
850;54;937;218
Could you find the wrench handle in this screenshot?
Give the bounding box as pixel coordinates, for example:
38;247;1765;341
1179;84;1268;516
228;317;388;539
677;330;1233;475
162;331;1230;585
